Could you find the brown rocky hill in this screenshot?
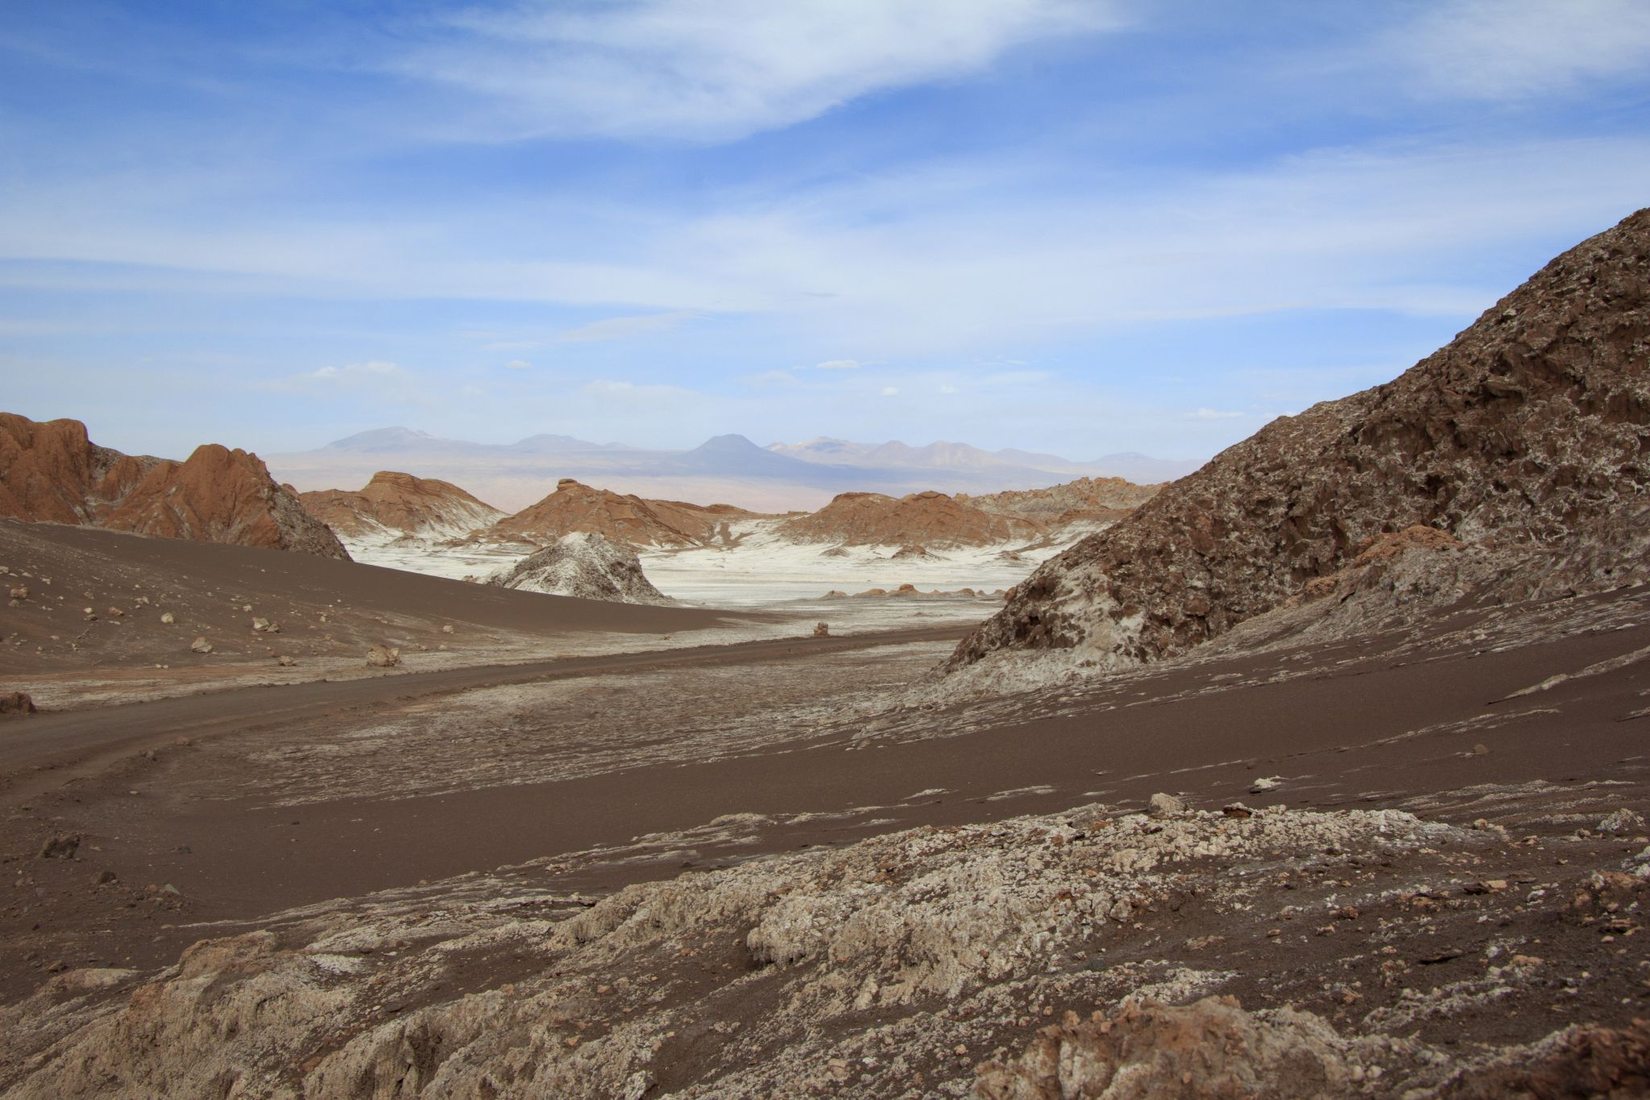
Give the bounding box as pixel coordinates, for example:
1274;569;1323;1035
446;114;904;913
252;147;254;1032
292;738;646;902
299;471;505;542
479;478;758;549
775;489;1043;549
0;413;347;559
959;476;1160;527
950;207;1650;675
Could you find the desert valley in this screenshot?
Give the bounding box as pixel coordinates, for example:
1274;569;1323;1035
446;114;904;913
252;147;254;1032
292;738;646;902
1;208;1649;1097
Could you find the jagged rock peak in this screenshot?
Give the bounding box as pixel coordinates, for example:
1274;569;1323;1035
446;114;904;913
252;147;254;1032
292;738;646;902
950;207;1650;676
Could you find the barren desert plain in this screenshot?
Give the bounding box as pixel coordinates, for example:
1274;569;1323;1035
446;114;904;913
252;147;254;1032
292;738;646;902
1;207;1650;1097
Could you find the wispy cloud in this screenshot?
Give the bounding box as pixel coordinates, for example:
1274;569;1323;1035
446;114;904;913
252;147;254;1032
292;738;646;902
557;310;699;342
814;358;861;370
1389;0;1650;100
391;0;1126;142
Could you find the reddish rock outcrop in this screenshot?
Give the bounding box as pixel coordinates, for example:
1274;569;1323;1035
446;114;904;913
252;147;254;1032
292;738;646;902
0;413;348;559
0;414;153;524
478;478;756;550
299;471;505;541
777;489;1040;548
951;207;1650;674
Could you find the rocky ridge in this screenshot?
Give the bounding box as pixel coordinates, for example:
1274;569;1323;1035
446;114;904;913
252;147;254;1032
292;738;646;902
776;490;1043;549
0;414;348;559
950;208;1650;677
960;477;1162;530
486;532;672;604
298;470;505;542
478;478;758;550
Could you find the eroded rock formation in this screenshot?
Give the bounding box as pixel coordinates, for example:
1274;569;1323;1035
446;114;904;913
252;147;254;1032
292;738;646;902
0;414;348;559
298;470;505;542
777;489;1041;548
479;478;754;550
487;532;671;604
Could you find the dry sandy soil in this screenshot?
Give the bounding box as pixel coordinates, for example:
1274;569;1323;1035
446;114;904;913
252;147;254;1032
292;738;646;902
2;522;1649;1095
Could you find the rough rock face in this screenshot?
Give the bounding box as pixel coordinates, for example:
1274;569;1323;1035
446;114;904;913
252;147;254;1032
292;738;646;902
975;996;1362;1099
777;489;1040;548
298;470;505;542
0;414;154;524
951;208;1650;675
0;414;348;559
960;476;1161;529
480;478;753;549
487;532;671;604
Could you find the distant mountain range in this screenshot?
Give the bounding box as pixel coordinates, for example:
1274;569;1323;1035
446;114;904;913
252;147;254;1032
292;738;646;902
267;429;1200;512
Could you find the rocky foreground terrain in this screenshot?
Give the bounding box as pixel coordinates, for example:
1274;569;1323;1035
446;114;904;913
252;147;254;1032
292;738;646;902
0;413;347;559
952;208;1650;682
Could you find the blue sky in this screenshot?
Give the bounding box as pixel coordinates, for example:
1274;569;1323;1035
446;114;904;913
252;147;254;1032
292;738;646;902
2;0;1648;463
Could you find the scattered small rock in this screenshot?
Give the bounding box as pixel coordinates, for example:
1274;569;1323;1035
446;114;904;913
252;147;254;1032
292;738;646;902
1148;792;1186;817
1250;776;1284;794
8;585;28;601
812;622;831;638
1598;808;1646;835
276;655;296;667
251;617;280;634
39;833;80;860
189;637;214;655
160;612;176;624
366;644;401;668
0;691;37;718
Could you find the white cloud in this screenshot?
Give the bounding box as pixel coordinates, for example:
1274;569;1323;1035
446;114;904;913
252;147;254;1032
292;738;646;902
1184;407;1244;421
743;369;799;388
397;0;1126;142
880;385;899;396
815;358;861;370
311;359;400;382
557;310;699;343
1393;0;1650;100
258;359;426;403
505;358;532;369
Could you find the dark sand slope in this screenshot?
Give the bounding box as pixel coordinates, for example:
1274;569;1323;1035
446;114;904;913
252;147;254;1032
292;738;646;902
0;520;749;677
